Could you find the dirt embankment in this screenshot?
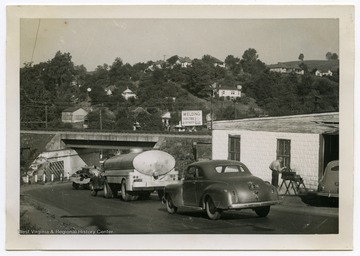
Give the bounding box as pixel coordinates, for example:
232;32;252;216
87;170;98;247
19;183;87;235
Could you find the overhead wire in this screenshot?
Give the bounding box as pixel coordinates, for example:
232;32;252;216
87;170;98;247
31;19;41;63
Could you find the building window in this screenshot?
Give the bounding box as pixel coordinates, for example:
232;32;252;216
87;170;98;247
228;135;240;161
277;139;291;167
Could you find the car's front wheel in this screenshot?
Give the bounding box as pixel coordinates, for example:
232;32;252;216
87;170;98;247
254;206;270;217
205;197;222;220
165;195;177;214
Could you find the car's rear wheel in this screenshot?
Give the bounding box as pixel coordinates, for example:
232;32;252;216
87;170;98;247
205;197;222;220
121;180;132;201
165;195;177;214
254;206;270;217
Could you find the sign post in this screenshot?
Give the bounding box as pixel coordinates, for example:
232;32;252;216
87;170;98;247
181;111;203;127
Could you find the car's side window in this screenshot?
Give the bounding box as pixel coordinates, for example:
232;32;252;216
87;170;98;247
238;166;246;173
215;166;223;173
185;167;196;179
196;167;204;178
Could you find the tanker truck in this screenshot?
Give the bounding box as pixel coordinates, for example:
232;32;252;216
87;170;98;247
89;149;179;201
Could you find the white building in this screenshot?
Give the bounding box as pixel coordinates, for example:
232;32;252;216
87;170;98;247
268;63;305;75
217;85;242;99
315;70;333;77
122;87;137;100
212;112;339;189
61;107;88;123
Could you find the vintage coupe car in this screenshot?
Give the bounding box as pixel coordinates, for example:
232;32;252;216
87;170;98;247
298;160;339;206
317;160;339;198
163;160;280;220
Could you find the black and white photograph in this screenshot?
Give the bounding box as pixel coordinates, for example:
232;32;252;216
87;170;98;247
5;4;356;252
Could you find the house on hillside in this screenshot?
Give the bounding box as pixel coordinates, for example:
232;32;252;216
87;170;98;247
105;85;116;96
176;57;192;68
212;112;339;190
146;60;166;71
121;87;137;100
217;85;242;99
61;107;88;124
315;69;333;77
268;63;304;75
213;57;226;68
161;111;171;130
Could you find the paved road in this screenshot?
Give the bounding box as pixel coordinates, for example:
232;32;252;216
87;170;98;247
21;183;338;234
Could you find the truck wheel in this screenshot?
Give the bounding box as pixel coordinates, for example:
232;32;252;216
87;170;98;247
165;195;177;214
254;206;270;217
103;181;113;198
121;180;131;201
205;197;222;220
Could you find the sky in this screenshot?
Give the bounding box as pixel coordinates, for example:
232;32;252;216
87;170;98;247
20;18;339;71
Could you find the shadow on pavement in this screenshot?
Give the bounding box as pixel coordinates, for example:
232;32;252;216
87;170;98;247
298;194;339;208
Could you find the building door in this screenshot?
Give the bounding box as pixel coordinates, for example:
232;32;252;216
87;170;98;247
322;134;339;174
228;135;240;161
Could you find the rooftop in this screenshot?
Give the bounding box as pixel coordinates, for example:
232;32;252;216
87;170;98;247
212;112;339;134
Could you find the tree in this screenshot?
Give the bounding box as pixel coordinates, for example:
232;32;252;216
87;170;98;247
331;53;339;60
298;53;304;61
47;51;76;93
240;48;266;75
183;59;213;98
225;55;241;74
326;52;333;60
242;48;258;63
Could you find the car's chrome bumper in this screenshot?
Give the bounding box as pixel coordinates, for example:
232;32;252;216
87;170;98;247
229;200;281;209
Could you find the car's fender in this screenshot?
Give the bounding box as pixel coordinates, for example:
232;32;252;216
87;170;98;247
200;182;233;209
164;182;184;207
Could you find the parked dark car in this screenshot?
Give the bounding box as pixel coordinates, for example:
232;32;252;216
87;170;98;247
163;160;280;220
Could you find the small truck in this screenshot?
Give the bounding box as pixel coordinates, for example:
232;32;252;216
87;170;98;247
90;149;179;201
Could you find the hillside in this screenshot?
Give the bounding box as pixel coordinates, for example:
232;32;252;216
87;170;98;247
271;60;339;72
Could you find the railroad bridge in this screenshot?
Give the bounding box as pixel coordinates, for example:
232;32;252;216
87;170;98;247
21;130;212;167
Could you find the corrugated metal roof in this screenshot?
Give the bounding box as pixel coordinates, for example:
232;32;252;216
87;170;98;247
213;112;339;134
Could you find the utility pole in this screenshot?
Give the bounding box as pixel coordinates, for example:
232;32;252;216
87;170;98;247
45;105;48;129
99;105;103;130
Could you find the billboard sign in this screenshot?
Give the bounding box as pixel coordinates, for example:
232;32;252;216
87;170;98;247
181;111;203;126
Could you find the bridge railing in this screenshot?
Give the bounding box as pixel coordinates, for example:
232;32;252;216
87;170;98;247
20;127;212;136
